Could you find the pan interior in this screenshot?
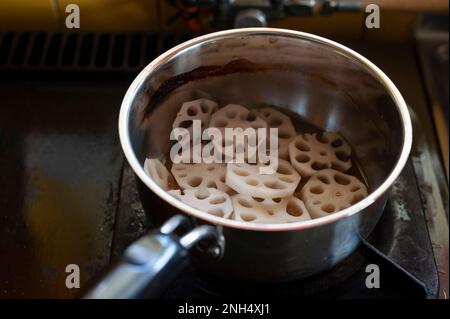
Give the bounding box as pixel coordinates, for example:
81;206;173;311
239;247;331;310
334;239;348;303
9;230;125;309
133;34;404;197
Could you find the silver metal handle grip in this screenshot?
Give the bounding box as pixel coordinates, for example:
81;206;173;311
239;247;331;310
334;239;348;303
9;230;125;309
84;215;220;299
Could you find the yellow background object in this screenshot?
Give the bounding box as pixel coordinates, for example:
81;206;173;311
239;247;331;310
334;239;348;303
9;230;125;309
0;0;58;31
0;0;419;41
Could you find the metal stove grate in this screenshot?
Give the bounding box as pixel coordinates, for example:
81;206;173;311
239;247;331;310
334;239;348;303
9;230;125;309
0;32;196;73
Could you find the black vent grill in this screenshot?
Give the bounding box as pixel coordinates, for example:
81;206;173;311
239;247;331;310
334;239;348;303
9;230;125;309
0;32;196;73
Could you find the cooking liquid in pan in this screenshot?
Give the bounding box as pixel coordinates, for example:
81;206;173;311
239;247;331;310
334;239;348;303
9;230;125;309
159;103;369;221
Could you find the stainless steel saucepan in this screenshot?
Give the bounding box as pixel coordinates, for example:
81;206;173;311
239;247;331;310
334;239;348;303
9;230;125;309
85;28;412;298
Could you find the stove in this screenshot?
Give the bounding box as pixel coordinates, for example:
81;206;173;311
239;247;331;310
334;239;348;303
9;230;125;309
0;31;447;299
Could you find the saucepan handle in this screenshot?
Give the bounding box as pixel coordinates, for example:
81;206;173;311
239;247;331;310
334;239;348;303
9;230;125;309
84;215;220;299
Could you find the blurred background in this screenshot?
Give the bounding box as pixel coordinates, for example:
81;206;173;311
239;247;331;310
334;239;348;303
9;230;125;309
0;0;446;40
0;0;448;299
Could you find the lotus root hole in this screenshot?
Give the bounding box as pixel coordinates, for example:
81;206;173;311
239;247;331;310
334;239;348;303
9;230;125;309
253;197;265;202
241;214;256;222
317;134;329;144
205;180;216;188
245;178;259;186
310;186;324;194
276;163;292;175
319;151;327;156
321;204;336;213
350;194;365;205
317;175;330;184
311;161;328;170
286;200;303;217
187;106;198;116
295;154;310;163
267;209;274;216
350;185;361;192
264;181;285;190
334;174;350;185
331;161;345;171
335;150;350;161
295;140;311;152
269;118;282;127
237;198;253;208
331;139;343;147
246;112;257;122
273;198;282;203
233;169;250;176
179;120;192;129
279;129;292;139
194;192;210;200
200;103;209;113
188;176;203;187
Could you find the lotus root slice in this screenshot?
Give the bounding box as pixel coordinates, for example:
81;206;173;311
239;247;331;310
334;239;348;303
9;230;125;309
171;163;233;195
172;99;218;135
144;158;176;191
257;107;296;160
225;159;300;198
289;132;352;178
209;104;267;131
169;188;233;219
300;168;368;218
208;104;268;162
232;194;311;224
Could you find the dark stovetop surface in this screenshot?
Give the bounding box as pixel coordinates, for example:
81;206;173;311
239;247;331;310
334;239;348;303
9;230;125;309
0;34;447;298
